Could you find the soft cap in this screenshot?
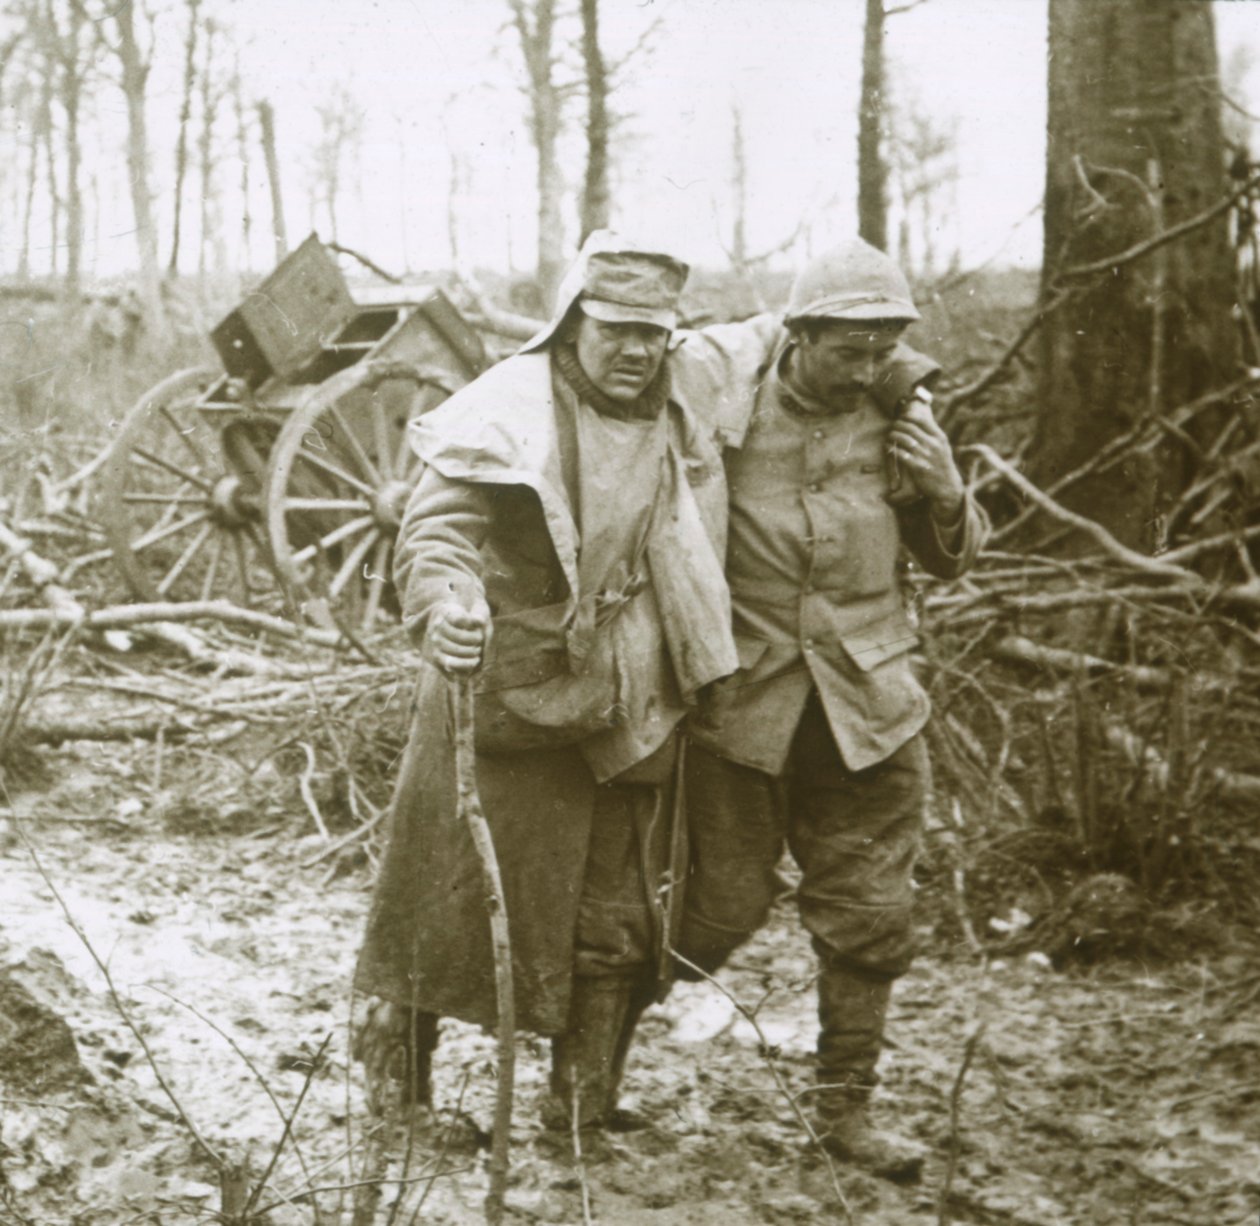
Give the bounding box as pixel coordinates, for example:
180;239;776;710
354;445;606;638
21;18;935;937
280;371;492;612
519;230;691;353
579;248;689;329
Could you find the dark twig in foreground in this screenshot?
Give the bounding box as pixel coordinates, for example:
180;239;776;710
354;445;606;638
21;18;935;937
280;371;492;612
244;1034;332;1218
453;676;516;1226
936;1023;986;1226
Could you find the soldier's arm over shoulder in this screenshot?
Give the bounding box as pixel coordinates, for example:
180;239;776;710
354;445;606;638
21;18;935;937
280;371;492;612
671;313;782;446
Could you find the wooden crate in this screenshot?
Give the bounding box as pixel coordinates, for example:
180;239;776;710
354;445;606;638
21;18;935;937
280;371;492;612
211;234;357;384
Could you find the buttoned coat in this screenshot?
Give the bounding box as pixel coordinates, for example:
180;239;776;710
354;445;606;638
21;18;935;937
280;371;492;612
679;317;988;775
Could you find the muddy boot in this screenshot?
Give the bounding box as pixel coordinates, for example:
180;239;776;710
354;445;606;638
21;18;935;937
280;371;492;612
403;1010;439;1109
542;976;641;1131
811;965;926;1183
601;980;657;1131
355;1000;439;1112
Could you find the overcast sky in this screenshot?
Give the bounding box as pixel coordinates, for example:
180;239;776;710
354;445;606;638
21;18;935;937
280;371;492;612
51;0;1260;279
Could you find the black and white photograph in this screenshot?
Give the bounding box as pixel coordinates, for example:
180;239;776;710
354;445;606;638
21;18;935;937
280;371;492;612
3;1;1260;1222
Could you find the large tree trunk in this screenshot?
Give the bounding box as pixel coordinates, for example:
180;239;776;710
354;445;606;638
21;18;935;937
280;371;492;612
1033;0;1236;550
857;0;888;251
578;0;610;242
257;99;287;262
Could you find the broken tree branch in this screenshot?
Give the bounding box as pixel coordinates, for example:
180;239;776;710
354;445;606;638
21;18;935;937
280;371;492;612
1059;172;1260;280
452;676;514;1226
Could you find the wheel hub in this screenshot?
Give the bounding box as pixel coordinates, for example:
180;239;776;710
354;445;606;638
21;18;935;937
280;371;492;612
209;475;256;527
373;479;413;529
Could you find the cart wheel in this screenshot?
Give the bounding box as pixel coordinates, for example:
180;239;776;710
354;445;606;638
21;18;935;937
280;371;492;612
265;360;457;632
101;367;274;607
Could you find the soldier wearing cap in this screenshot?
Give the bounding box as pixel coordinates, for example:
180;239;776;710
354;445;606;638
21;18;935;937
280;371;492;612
355;232;737;1130
672;239;989;1179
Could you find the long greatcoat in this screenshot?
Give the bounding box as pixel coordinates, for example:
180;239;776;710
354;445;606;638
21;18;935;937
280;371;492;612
354;348;739;1034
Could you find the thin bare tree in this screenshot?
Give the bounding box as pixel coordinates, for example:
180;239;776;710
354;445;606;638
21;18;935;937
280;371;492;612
73;0;165;327
857;0;930;252
231;58;252;269
308;84;365;244
578;0;609;241
196;16;226;278
169;0;201;274
506;0;571;307
257;98;287;261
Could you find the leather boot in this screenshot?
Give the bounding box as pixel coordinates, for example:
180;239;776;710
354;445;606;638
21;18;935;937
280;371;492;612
811;964;926;1182
355;1001;439;1112
601;980;657;1130
543;976;646;1130
403;1010;439;1109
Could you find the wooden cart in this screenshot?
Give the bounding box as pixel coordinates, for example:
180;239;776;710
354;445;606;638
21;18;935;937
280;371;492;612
100;236;489;632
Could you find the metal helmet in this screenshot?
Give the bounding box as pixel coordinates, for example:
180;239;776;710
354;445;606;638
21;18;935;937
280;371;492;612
784;239;919;324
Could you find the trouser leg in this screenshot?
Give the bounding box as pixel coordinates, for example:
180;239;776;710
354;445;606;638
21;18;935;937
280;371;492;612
550;757;670;1127
674;742;786;977
785;698;929;1179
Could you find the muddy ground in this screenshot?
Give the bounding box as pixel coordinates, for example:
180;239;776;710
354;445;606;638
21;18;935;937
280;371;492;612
3;731;1260;1226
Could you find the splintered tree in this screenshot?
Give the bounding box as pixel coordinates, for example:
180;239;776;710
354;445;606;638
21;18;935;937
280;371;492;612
1033;0;1238;550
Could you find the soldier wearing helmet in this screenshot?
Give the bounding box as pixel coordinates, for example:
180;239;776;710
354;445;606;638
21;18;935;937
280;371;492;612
671;238;988;1179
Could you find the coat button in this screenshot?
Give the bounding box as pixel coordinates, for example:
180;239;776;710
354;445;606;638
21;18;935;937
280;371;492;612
807;482;820;493
812;429;824;440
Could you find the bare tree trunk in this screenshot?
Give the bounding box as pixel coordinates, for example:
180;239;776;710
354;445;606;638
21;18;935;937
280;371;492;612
19;112;37;280
730;103;749;269
446;152;463;267
232;64;251;269
857;0;888;251
169;0;200;274
1033;0;1236;550
196;18;219;279
61;60;82;293
112;0;165;328
257;98;287;262
508;0;566;308
36;64;60;278
578;0;610;241
535;102;563;303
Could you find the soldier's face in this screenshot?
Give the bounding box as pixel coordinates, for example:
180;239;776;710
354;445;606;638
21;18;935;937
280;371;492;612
795;322;906;405
574;316;670;403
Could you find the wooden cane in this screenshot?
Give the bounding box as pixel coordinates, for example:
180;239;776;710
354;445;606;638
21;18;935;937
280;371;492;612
452;674;515;1226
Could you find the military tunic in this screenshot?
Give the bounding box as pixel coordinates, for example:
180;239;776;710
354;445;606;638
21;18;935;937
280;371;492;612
679;333;988;979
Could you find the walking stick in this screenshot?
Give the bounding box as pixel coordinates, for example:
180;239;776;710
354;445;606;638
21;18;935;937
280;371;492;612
452;675;516;1226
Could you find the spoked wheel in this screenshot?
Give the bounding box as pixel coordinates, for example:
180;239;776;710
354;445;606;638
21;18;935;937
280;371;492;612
265;361;457;633
101;367;277;607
